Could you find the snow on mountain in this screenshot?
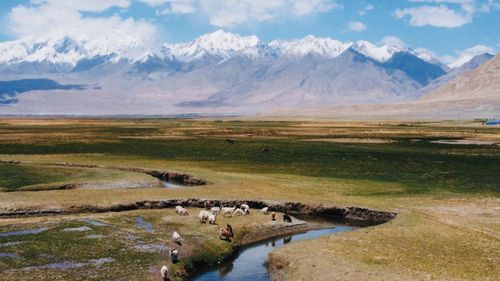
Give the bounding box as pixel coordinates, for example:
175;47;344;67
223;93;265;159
0;30;448;68
269;35;351;58
167;30;262;62
351;40;402;62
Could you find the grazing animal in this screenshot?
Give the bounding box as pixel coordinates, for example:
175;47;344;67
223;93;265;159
271;212;276;221
247;134;253;138
261;207;269;215
199;210;210;223
225;138;235;144
222;207;236;217
176;206;189;216
208;213;217;224
233;208;246;216
175;206;183;214
160;265;169;281
283;213;292;223
261;147;270;154
172;231;182;245
170;249;179;263
219;227;231;241
211;206;221;215
240;203;250;214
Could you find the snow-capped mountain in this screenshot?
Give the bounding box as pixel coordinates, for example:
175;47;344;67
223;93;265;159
0;30;493;115
0;30;446;68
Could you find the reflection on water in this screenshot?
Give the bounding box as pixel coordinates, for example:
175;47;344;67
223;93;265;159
191;226;353;281
161;180;184;188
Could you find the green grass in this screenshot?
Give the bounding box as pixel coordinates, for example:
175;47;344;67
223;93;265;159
0;135;499;195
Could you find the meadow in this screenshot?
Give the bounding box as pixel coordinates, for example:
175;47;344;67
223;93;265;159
0;118;498;280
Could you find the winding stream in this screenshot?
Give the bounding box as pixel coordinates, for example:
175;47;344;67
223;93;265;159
190;226;354;281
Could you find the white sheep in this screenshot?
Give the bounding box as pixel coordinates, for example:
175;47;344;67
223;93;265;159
208;213;217;224
261;207;269;215
177;207;189;216
199;210;210;223
172;231;182;245
160;265;169;281
175;205;183;214
233;208;246;216
221;207;236;217
211;206;221;215
240;203;250;214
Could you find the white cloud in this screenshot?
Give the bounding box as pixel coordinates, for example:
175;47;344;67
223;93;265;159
8;0;155;42
31;0;131;11
359;4;374;15
291;0;341;16
345;21;367;32
144;0;341;28
442;44;495;67
395;4;472;27
380;36;406;48
396;0;500;28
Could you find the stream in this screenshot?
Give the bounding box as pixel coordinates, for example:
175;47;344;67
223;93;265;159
190;225;354;281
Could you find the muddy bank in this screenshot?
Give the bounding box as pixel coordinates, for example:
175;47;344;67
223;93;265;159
0;198;396;226
0;160;207;187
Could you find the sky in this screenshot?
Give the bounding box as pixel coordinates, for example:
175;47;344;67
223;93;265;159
0;0;498;65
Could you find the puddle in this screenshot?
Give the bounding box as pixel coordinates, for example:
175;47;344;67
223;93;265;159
63;226;92;232
0;241;25;248
190;226;353;281
86;234;105;239
431;139;497;145
0;252;20;259
135;216;153;233
14;257;115;271
81;219;111;227
161;181;185;188
0;227;49;237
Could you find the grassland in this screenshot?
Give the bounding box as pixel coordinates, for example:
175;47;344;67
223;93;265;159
0;118;499;280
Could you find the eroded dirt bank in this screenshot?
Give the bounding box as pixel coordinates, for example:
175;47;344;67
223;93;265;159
0;198;396;226
0;160;207;187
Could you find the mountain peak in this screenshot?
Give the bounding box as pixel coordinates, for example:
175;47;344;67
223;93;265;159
194;29;260;51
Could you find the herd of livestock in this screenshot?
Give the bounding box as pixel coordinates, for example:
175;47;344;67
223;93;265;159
160;203;293;280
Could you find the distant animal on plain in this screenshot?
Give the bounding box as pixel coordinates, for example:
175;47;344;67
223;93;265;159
261;147;270;154
261;207;269;215
172;231;182;245
208;213;217;224
233;208;246;216
211;206;221;215
271;212;276;221
219;228;231;241
199;210;210;223
160;265;169;281
240;203;250;214
225;138;235;144
170;249;178;263
221;207;236;217
175;206;189;216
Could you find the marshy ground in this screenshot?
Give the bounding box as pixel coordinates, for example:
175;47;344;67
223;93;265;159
0;118;499;280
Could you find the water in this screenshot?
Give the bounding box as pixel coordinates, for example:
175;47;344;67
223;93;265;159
135;216;153;232
161;181;185;188
190;226;353;281
0;227;49;237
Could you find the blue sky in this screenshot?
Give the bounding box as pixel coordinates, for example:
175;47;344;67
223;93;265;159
0;0;498;64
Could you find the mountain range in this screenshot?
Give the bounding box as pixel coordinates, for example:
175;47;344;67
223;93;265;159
0;30;495;117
